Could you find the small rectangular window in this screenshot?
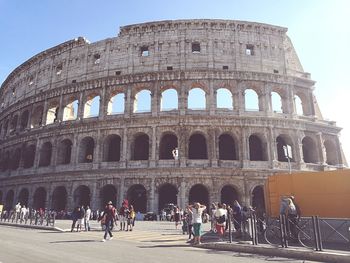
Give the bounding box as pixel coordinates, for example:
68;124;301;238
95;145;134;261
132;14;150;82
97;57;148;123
246;44;254;56
94;54;101;64
223;66;229;70
273;69;279;74
167;66;173;71
141;46;149;57
72;79;77;83
192;42;201;53
115;71;121;75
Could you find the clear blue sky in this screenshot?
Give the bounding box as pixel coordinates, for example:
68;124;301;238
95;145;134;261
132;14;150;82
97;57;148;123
0;0;349;162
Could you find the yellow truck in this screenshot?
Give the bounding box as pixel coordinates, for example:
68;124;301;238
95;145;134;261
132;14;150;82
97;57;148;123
265;169;350;218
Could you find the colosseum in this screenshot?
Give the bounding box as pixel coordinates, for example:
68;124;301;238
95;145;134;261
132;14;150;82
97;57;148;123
0;19;346;214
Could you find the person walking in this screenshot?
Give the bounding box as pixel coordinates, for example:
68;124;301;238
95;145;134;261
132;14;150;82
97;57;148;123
214;203;227;241
232;200;242;238
174;206;180;229
70;207;79;232
84;205;91;231
99;201;117;242
188;202;206;245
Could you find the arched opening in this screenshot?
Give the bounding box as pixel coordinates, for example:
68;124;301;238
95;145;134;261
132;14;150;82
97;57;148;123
324;140;338;165
158;183;178;212
84;95;100;118
103;135;121;162
249;135;266;161
3;119;9;136
46;104;59;124
19;110;29;131
276;135;294;162
78;137;94;163
216;88;233;109
33;187;47;210
73;185;90;207
189;133;207;159
9;115;18;134
63;99;78;121
0;190;3;204
188;88;206;110
189;184;209;209
100;185;117;208
245;89;259;111
220;185;239;207
57;139;72;165
18;188;29;207
252;186;266;216
107;93;125;115
39;142;52;167
1;151;10;171
294;95;304;115
10;148;21;170
160;89;178;111
30;105;43;128
159;133;178;160
302;136;318;164
219;134;237;160
271;92;283;113
133;90;151;113
127;184;147;213
23;144;36;168
52;186;67;211
5;190;14;210
132;133;149;160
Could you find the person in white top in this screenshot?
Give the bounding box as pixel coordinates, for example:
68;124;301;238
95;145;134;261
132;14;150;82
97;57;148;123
188;202;206;245
15;202;21;223
84;206;91;231
214;203;227;240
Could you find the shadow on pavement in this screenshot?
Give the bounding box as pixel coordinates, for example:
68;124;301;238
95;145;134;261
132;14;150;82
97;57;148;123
50;239;99;243
138;244;189;248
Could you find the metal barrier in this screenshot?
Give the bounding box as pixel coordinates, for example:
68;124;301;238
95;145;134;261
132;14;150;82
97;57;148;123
0;210;56;227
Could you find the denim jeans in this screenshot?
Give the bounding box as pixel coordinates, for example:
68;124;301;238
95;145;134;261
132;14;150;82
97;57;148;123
104;220;113;239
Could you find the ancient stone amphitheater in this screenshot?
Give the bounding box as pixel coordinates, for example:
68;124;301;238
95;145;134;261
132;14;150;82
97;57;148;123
0;19;345;214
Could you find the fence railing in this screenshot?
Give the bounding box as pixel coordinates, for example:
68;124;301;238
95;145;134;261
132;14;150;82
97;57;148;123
0;210;56;227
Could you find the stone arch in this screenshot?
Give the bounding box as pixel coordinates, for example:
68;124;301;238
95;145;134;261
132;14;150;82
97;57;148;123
189;184;209;208
63;98;79;121
57;139;72;165
249;134;267;161
133;89;151;113
220;185;240;207
5;189;14;210
324;139;338;165
23;144;36;168
19;110;29;131
78;136;95;163
276;134;294;162
84;94;100;118
161;88;178;111
10;147;21;170
100;184;118;208
18;188;29;207
1;150;10;171
33;187;47;209
159;133;178;160
245;88;259;111
189;133;208;159
107;92;125;115
218;133;237;160
73;185;91;207
3;119;9;136
216;88;233;109
271;91;283;113
158;183;178;212
46;101;59;124
127;184;147;213
251;185;266;215
31;105;43;128
103;134;121;162
39;141;52;167
9;114;18;134
302;136;318;164
51;186;67;211
188;88;206;110
131;133;149;160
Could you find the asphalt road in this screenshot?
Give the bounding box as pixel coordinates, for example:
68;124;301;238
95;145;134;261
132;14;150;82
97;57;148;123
0;222;320;263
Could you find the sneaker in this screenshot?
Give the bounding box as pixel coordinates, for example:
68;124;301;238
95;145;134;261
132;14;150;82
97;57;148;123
109;236;113;241
101;239;106;242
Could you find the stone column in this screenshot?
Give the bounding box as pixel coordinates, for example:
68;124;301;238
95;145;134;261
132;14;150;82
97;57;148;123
77;92;84;120
316;132;326;164
150;126;156;167
90;182;98;210
179;180;187;208
42;99;48;126
241;127;249;167
98;86;106;120
149;178;155;212
268;126;277;168
119;178;125;207
237;81;245;115
208;80;215;115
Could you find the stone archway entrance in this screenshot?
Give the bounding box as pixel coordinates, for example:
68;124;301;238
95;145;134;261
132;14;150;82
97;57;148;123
100;184;117;208
158;183;178;212
33;187;47;209
189;184;209;209
252;185;266;214
18;188;29;207
51;186;67;211
127;184;147;213
73;185;90;207
5;190;14;210
220;185;239;207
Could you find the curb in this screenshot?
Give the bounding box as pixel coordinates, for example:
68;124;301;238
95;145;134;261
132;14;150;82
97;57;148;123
0;222;64;232
199;242;350;263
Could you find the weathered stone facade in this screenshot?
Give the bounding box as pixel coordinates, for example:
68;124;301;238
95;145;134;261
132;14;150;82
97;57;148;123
0;19;345;213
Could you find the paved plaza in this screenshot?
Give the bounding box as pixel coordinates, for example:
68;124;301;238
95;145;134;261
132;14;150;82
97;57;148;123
0;221;321;263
